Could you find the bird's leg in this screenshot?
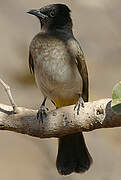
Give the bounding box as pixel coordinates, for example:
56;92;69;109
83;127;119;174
37;98;49;123
74;95;84;115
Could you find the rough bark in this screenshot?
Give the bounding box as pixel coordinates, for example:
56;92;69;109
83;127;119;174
0;98;121;138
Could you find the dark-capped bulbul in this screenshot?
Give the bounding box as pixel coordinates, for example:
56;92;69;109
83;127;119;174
27;4;92;175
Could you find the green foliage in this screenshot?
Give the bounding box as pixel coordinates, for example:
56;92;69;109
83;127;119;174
112;82;121;114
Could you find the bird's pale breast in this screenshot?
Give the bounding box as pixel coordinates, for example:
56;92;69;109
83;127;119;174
30;34;83;106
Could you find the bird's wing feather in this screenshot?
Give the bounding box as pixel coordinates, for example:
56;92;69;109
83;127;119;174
76;51;89;102
29;51;34;74
67;39;89;102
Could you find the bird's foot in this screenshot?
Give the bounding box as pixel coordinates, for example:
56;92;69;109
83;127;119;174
74;96;84;115
37;105;49;123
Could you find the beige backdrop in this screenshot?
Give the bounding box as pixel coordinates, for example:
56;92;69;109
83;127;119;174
0;0;121;179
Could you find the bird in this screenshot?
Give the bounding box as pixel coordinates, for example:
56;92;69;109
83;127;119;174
27;3;92;175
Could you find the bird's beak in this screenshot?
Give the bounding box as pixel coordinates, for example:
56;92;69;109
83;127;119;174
27;9;48;19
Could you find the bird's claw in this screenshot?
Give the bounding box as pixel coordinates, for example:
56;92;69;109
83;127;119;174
37;105;49;123
74;96;84;115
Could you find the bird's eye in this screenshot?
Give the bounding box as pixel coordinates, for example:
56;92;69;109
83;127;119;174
50;10;55;17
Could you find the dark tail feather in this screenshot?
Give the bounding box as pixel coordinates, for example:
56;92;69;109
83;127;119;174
56;133;92;175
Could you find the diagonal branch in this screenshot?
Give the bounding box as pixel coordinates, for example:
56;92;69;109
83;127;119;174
0;79;18;113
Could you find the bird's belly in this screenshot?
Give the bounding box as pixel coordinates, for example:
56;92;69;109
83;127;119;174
35;56;82;106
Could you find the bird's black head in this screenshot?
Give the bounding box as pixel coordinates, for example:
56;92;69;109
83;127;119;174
27;4;73;33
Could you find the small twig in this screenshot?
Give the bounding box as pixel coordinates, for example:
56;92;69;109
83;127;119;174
0;79;18;113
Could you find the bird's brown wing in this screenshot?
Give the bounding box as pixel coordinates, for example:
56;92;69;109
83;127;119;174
67;39;89;102
76;50;89;102
29;51;34;74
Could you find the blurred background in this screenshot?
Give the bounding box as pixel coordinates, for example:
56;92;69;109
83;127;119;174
0;0;121;179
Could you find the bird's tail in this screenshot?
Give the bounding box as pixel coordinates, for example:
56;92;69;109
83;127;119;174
56;132;92;175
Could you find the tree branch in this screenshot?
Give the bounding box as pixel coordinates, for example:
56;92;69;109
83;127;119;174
0;78;121;138
0;98;121;138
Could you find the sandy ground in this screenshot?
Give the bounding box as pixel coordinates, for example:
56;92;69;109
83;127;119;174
0;0;121;179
